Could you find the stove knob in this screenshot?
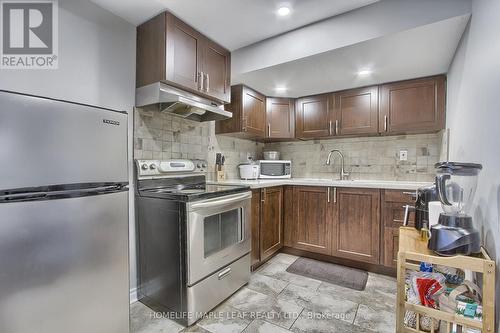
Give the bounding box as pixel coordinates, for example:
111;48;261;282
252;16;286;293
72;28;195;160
149;164;156;170
141;163;148;170
197;163;202;169
202;163;207;168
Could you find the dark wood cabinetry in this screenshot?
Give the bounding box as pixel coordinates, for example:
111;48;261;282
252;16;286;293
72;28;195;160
331;188;380;264
332;86;379;136
136;12;231;103
381;190;416;268
260;187;284;261
296;94;332;139
379;76;445;134
251;187;283;269
216;85;266;138
266;97;295;139
292;186;332;255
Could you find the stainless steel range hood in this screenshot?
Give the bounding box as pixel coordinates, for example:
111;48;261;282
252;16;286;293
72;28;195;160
136;82;232;122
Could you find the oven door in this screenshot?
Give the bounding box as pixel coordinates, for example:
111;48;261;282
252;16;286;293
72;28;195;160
186;192;251;285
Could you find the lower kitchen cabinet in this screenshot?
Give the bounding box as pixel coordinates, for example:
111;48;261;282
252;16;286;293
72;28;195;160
251;187;284;269
292;186;332;255
331;188;381;264
381;189;416;268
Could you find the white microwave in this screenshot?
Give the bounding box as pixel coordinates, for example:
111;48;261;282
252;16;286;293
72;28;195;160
258;160;291;179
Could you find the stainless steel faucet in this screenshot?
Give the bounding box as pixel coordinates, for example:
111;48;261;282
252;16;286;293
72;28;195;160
326;149;350;180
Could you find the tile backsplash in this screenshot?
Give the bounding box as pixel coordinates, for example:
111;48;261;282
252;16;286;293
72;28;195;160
134;108;443;182
266;133;444;182
133;108;263;180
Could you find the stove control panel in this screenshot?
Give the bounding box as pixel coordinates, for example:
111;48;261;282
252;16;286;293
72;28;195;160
136;159;207;177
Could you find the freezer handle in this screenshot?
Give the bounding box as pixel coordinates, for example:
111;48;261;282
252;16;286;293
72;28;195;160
0;182;128;203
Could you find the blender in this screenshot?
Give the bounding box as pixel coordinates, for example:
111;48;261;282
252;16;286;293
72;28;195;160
428;162;483;256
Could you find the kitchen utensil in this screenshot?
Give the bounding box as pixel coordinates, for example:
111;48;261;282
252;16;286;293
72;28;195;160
263;151;280;160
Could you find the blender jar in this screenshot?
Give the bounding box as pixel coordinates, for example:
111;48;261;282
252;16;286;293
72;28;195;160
435;162;482;215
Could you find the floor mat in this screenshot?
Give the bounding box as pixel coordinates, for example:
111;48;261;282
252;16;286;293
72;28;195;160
286;257;368;291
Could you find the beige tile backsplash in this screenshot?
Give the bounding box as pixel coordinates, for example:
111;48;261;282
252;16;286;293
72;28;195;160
266;133;444;182
134;108;443;182
133;108;263;180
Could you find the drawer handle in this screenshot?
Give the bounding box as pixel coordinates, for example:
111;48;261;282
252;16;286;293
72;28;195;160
218;267;232;280
403;205;415;226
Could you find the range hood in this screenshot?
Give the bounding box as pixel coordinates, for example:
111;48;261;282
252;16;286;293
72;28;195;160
136;82;232;122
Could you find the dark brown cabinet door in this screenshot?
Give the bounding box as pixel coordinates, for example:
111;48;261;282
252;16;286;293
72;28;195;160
266;98;295;139
243;86;266;136
251;189;261;267
296;94;332;139
260;187;284;261
165;13;203;92
383;227;399;268
381;190;416;268
217;85;266;138
202;39;231;103
292;186;332;255
331;188;380;264
136;12;231;104
379;75;446;134
333;86;379;136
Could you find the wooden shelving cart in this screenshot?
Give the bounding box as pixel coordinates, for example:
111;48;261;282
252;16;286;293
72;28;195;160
396;227;496;333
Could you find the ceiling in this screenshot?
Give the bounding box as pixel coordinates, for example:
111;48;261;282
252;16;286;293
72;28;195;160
233;15;470;97
90;0;380;50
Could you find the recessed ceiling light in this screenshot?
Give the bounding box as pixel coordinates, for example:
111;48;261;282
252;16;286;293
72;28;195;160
357;69;373;76
277;6;291;16
275;86;287;92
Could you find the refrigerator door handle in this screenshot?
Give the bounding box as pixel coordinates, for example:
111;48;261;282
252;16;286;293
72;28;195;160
0;183;128;202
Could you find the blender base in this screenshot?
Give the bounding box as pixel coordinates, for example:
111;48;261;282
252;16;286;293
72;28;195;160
428;213;481;256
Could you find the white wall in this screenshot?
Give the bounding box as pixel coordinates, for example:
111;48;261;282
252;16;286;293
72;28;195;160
446;0;500;328
0;0;138;302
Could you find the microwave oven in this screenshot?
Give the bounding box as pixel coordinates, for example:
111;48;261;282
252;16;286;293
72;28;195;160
258;160;291;179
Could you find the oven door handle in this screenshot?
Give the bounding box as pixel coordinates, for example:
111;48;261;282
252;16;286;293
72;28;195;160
188;192;252;210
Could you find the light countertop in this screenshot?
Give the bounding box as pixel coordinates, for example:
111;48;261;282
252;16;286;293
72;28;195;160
208;178;432;190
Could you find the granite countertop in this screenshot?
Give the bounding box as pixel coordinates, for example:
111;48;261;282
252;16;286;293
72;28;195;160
208;178;432;190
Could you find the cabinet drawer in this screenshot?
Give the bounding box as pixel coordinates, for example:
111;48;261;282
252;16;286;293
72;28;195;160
382;190;415;228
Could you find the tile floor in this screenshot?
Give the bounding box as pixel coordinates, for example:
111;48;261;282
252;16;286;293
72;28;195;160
130;253;397;333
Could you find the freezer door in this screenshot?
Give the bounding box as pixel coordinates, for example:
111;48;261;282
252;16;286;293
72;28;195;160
0;91;128;190
0;191;129;333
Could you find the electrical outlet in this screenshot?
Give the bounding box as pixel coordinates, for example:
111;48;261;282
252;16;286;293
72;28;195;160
399;150;408;161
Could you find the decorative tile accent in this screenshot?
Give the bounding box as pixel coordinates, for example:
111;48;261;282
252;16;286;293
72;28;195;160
130;301;184;333
277;284;358;324
353;304;396;333
196;303;252;333
247;273;289;296
225;288;303;329
291;310;375;333
242;319;292;333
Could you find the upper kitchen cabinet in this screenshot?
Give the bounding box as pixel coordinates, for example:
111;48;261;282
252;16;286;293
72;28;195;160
266;97;295;139
296;94;332;139
332;86;379;136
136;12;231;104
379;75;446;135
216;85;266;138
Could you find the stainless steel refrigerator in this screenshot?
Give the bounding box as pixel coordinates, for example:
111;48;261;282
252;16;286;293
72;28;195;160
0;90;129;333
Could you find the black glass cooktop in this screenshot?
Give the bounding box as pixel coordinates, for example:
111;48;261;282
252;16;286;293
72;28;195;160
139;183;250;202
